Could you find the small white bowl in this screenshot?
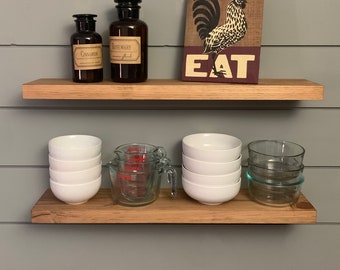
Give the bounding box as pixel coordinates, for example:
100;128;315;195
182;165;241;186
182;153;242;175
50;177;101;205
49;154;101;171
48;135;102;160
182;133;242;162
182;177;241;205
49;164;102;185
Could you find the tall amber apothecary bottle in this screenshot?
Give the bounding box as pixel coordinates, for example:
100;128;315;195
71;14;103;83
110;0;148;82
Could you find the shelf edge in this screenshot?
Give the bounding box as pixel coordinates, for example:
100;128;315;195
31;189;317;224
22;78;324;101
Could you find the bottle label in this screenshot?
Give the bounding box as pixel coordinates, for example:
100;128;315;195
110;36;141;64
73;44;103;70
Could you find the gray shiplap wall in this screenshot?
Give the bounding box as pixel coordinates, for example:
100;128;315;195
1;0;339;269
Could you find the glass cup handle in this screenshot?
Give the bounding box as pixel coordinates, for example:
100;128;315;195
166;166;177;198
112;150;123;160
158;157;177;198
153;146;167;160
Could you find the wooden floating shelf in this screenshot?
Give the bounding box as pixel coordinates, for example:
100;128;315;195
22;78;324;101
31;189;316;224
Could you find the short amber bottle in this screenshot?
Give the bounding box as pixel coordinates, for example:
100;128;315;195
110;0;148;82
71;14;103;83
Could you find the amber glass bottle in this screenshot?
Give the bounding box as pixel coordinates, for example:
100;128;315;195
71;14;103;83
110;0;148;82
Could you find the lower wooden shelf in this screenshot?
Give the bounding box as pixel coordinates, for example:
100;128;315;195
31;189;316;224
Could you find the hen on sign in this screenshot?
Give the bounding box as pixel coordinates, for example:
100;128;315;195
193;0;248;77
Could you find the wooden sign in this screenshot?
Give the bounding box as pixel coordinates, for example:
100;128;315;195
182;0;264;84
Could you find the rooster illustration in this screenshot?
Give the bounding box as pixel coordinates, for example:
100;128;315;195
193;0;248;77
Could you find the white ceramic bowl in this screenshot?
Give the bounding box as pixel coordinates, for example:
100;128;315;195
48;135;102;160
50;177;101;205
182;153;242;175
49;154;101;171
49;164;102;184
182;177;241;205
182;133;242;162
182;165;241;186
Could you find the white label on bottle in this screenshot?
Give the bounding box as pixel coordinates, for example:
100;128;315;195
73;44;103;70
110;36;141;64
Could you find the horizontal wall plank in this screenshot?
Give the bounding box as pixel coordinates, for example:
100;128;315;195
302;168;340;223
0;108;339;166
0;0;339;46
0;0;185;46
1;224;339;270
262;0;340;45
0;168;50;222
0;46;338;107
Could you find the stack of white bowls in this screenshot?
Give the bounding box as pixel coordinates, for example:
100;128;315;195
182;133;242;205
48;135;102;205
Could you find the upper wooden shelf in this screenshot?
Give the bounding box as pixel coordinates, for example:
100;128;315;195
31;188;316;224
22;78;324;101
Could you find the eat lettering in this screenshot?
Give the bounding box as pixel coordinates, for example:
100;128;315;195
185;54;255;78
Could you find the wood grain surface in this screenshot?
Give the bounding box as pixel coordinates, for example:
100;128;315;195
22;78;324;100
31;188;316;224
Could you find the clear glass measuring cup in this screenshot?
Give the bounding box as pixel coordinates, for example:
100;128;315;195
107;143;177;206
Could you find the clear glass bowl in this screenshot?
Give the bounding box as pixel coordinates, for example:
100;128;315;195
247;161;304;185
248;140;305;171
246;171;304;207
